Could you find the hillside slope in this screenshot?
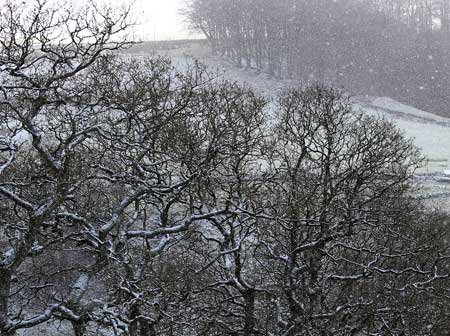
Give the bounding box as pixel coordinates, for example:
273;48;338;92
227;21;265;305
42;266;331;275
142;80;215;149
129;40;450;202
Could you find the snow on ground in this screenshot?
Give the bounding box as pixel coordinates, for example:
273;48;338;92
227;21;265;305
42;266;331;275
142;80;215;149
352;96;450;175
126;40;302;96
130;40;450;202
351;96;450;203
368;96;450;123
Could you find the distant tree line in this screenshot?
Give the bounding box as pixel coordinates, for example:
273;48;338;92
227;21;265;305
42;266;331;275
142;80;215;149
185;0;450;116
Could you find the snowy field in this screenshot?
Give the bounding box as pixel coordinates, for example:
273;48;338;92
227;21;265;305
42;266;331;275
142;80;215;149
352;97;450;205
127;40;450;203
353;96;450;174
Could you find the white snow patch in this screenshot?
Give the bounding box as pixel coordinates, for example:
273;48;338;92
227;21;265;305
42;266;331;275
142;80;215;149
370;97;450;123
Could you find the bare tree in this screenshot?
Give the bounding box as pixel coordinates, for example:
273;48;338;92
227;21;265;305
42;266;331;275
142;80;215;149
0;0;136;334
255;85;448;335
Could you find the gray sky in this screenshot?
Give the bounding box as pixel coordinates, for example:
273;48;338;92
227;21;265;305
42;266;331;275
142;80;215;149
113;0;200;41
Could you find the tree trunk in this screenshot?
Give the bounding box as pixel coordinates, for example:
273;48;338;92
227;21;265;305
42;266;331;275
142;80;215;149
243;290;256;336
0;268;12;336
128;305;139;336
140;320;157;336
129;305;157;336
72;320;87;336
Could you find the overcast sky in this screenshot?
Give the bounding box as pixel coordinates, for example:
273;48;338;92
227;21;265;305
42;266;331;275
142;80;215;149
17;0;199;41
125;0;200;41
